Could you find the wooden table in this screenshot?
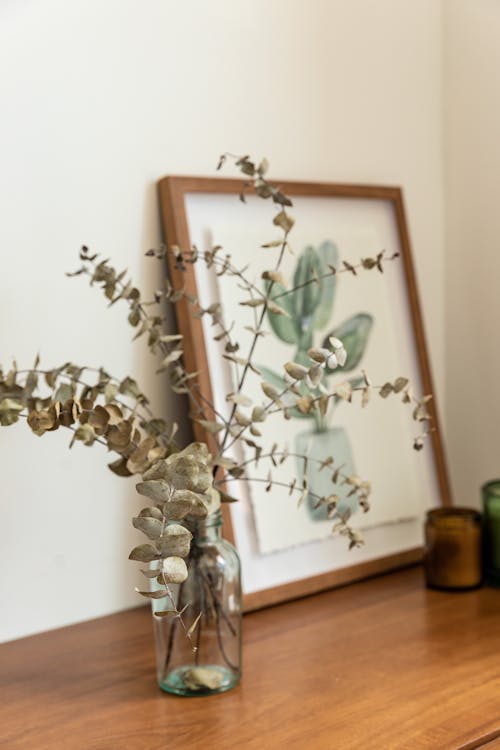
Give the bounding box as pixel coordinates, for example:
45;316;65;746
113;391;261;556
1;567;500;750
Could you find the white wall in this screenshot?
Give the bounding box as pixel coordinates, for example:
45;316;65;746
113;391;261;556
0;0;445;642
443;0;500;508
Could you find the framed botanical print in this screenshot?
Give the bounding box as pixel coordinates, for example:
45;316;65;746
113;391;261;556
157;175;451;610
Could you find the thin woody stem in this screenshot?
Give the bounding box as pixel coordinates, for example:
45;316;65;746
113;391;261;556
218;233;290;453
220;475;323;505
269;255;398;302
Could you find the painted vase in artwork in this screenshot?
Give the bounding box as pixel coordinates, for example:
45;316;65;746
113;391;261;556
295;426;357;521
262;239;373;523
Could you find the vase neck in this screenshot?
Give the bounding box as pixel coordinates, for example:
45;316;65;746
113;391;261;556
187;509;223;541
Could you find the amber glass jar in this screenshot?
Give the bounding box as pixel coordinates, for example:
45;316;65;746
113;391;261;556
424;507;482;590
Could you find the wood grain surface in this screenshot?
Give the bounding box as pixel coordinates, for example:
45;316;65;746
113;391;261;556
1;567;499;750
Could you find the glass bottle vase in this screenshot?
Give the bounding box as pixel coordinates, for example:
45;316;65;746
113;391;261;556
150;509;242;696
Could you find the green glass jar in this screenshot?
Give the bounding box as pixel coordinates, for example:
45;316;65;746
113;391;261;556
150;510;242;696
424;507;482;590
481;480;500;586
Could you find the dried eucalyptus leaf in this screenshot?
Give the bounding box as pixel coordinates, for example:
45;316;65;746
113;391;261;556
234;409;250;427
54;382;74;404
261;382;280;401
108;457;133;477
157;523;192;557
104;404;123;425
187;612;202;638
393;377;409;393
319;395;329;417
252;406;266;423
273;210;294;233
379;382;394;398
197;419;225;434
155;447;212;493
162;556;188;584
140;568;161;578
104;382;119;403
119;376;142;400
134;588;167;599
0;398;24;426
88;405;110;433
239;298;265;308
284;362;308;380
183;666;224;691
213;455;238;470
164;489;207;520
295;395;314;414
132;515;163;540
307;364;323;387
335;382;353;402
126;436;157;474
158;350;183;369
129;544;159;562
261;270;285;285
142;460;170;482
413;437;425;451
267;300;290;317
128;307;141;327
27;409;55;435
226;392;252;407
202;487;221;515
45;370;57;389
139;506;164;520
136;479;172;504
72;423;97;446
106;420;132;451
342;260;357;275
219;490;239;503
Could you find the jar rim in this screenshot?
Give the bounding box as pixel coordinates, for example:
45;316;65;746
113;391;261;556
426;506;481;523
481;479;500;497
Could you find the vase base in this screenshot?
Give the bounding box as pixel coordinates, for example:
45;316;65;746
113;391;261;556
158;665;240;697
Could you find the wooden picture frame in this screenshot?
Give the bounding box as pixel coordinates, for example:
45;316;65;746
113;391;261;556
157;176;452;611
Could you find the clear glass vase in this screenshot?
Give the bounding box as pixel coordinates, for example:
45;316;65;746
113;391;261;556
150;509;242;696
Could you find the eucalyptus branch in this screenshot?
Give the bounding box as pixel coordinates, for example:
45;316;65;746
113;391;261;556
219;475;364;544
0;150;435;668
218;229;291;453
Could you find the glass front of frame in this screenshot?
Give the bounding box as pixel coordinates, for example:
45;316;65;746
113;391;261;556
183;191;443;598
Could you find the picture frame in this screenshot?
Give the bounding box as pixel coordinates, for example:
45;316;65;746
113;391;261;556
157;175;452;611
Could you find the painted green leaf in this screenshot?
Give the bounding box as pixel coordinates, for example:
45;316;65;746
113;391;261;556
323;313;373;373
313;240;339;330
265;280;298;344
292;246;323;321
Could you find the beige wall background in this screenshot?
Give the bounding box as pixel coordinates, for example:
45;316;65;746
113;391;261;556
444;0;500;507
0;0;450;641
